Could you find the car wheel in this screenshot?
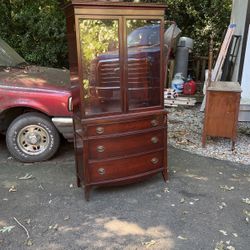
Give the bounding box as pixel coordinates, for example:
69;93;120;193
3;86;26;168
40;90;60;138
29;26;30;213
6;112;60;162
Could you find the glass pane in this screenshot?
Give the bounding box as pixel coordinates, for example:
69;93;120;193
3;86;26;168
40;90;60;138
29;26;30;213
127;20;161;109
79;19;121;116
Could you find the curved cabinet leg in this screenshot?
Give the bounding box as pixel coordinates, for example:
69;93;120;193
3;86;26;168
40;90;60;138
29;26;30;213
202;131;206;148
162;169;168;182
76;176;81;187
84;186;91;201
231;140;235;151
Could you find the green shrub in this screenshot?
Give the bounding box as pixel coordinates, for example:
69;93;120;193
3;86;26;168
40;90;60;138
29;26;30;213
0;0;232;67
0;0;67;68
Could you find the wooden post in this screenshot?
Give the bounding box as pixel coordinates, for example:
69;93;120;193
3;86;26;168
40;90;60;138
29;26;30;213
202;35;213;148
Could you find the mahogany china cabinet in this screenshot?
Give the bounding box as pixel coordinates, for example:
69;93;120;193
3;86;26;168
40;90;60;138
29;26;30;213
64;1;168;200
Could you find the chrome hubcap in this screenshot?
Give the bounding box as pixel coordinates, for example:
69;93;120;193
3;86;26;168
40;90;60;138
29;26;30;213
17;125;49;155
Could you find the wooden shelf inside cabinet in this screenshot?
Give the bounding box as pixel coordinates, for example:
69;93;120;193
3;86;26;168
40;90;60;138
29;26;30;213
64;1;168;200
202;81;241;150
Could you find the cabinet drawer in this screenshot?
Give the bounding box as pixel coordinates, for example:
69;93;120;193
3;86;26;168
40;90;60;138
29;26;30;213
87;115;165;137
89;129;164;160
89;150;164;182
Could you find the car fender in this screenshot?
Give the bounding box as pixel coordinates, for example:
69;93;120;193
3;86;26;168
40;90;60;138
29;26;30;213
0;87;71;117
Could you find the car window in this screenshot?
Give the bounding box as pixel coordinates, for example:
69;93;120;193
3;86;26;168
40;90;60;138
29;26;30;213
127;25;160;47
147;29;160;45
127;29;145;47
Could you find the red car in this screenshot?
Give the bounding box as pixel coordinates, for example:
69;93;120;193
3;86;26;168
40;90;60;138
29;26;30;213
0;38;73;162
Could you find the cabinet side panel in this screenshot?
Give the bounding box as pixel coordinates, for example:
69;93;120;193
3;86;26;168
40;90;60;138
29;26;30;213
66;16;78;75
206;91;239;137
65;13;81;115
74;133;84;182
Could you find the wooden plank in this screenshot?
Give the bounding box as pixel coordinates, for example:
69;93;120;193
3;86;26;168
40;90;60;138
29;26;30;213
164;96;196;107
200;24;236;111
168;60;175;88
212;24;236;81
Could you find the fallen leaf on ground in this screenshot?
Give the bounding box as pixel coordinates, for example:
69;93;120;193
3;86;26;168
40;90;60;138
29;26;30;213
0;226;15;233
242;198;250;205
227;246;235;250
26;239;33;246
177;236;187;240
215;241;225;250
25;219;31;225
38;184;44;190
219;202;227;210
8;186;17;192
220;185;235;191
18;173;33;180
243;210;250;217
142;240;156;248
192;198;200;201
49;224;58;231
219;230;228;236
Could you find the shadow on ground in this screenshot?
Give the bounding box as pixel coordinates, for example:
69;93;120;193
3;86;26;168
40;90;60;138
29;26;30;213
0;135;249;250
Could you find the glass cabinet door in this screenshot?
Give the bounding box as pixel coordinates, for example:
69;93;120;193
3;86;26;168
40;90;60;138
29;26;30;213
126;19;161;110
79;19;121;116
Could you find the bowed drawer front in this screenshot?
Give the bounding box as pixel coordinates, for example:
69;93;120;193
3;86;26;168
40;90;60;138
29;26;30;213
75;111;168;200
88;129;164;160
86;114;164;137
89;150;164;183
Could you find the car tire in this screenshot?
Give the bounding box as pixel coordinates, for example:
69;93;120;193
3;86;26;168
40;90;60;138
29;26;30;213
6;112;60;162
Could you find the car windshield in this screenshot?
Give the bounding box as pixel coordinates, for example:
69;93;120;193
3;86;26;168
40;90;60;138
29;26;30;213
127;25;160;47
0;38;26;67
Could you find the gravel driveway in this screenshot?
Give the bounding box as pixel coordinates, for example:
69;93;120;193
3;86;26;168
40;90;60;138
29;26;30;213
168;105;250;165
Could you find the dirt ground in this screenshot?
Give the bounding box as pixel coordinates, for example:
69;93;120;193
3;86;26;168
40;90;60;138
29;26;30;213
0;135;250;250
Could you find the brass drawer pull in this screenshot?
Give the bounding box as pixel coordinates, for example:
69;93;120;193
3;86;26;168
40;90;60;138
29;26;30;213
151;157;159;165
97;145;105;153
98;168;105;175
151;119;159;127
151;136;159;144
96;126;104;135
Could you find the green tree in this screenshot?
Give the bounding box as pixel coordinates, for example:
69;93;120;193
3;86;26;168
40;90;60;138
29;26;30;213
130;0;232;55
0;0;67;67
0;0;232;67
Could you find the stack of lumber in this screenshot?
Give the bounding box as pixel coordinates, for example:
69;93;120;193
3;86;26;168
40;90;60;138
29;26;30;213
164;88;196;107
